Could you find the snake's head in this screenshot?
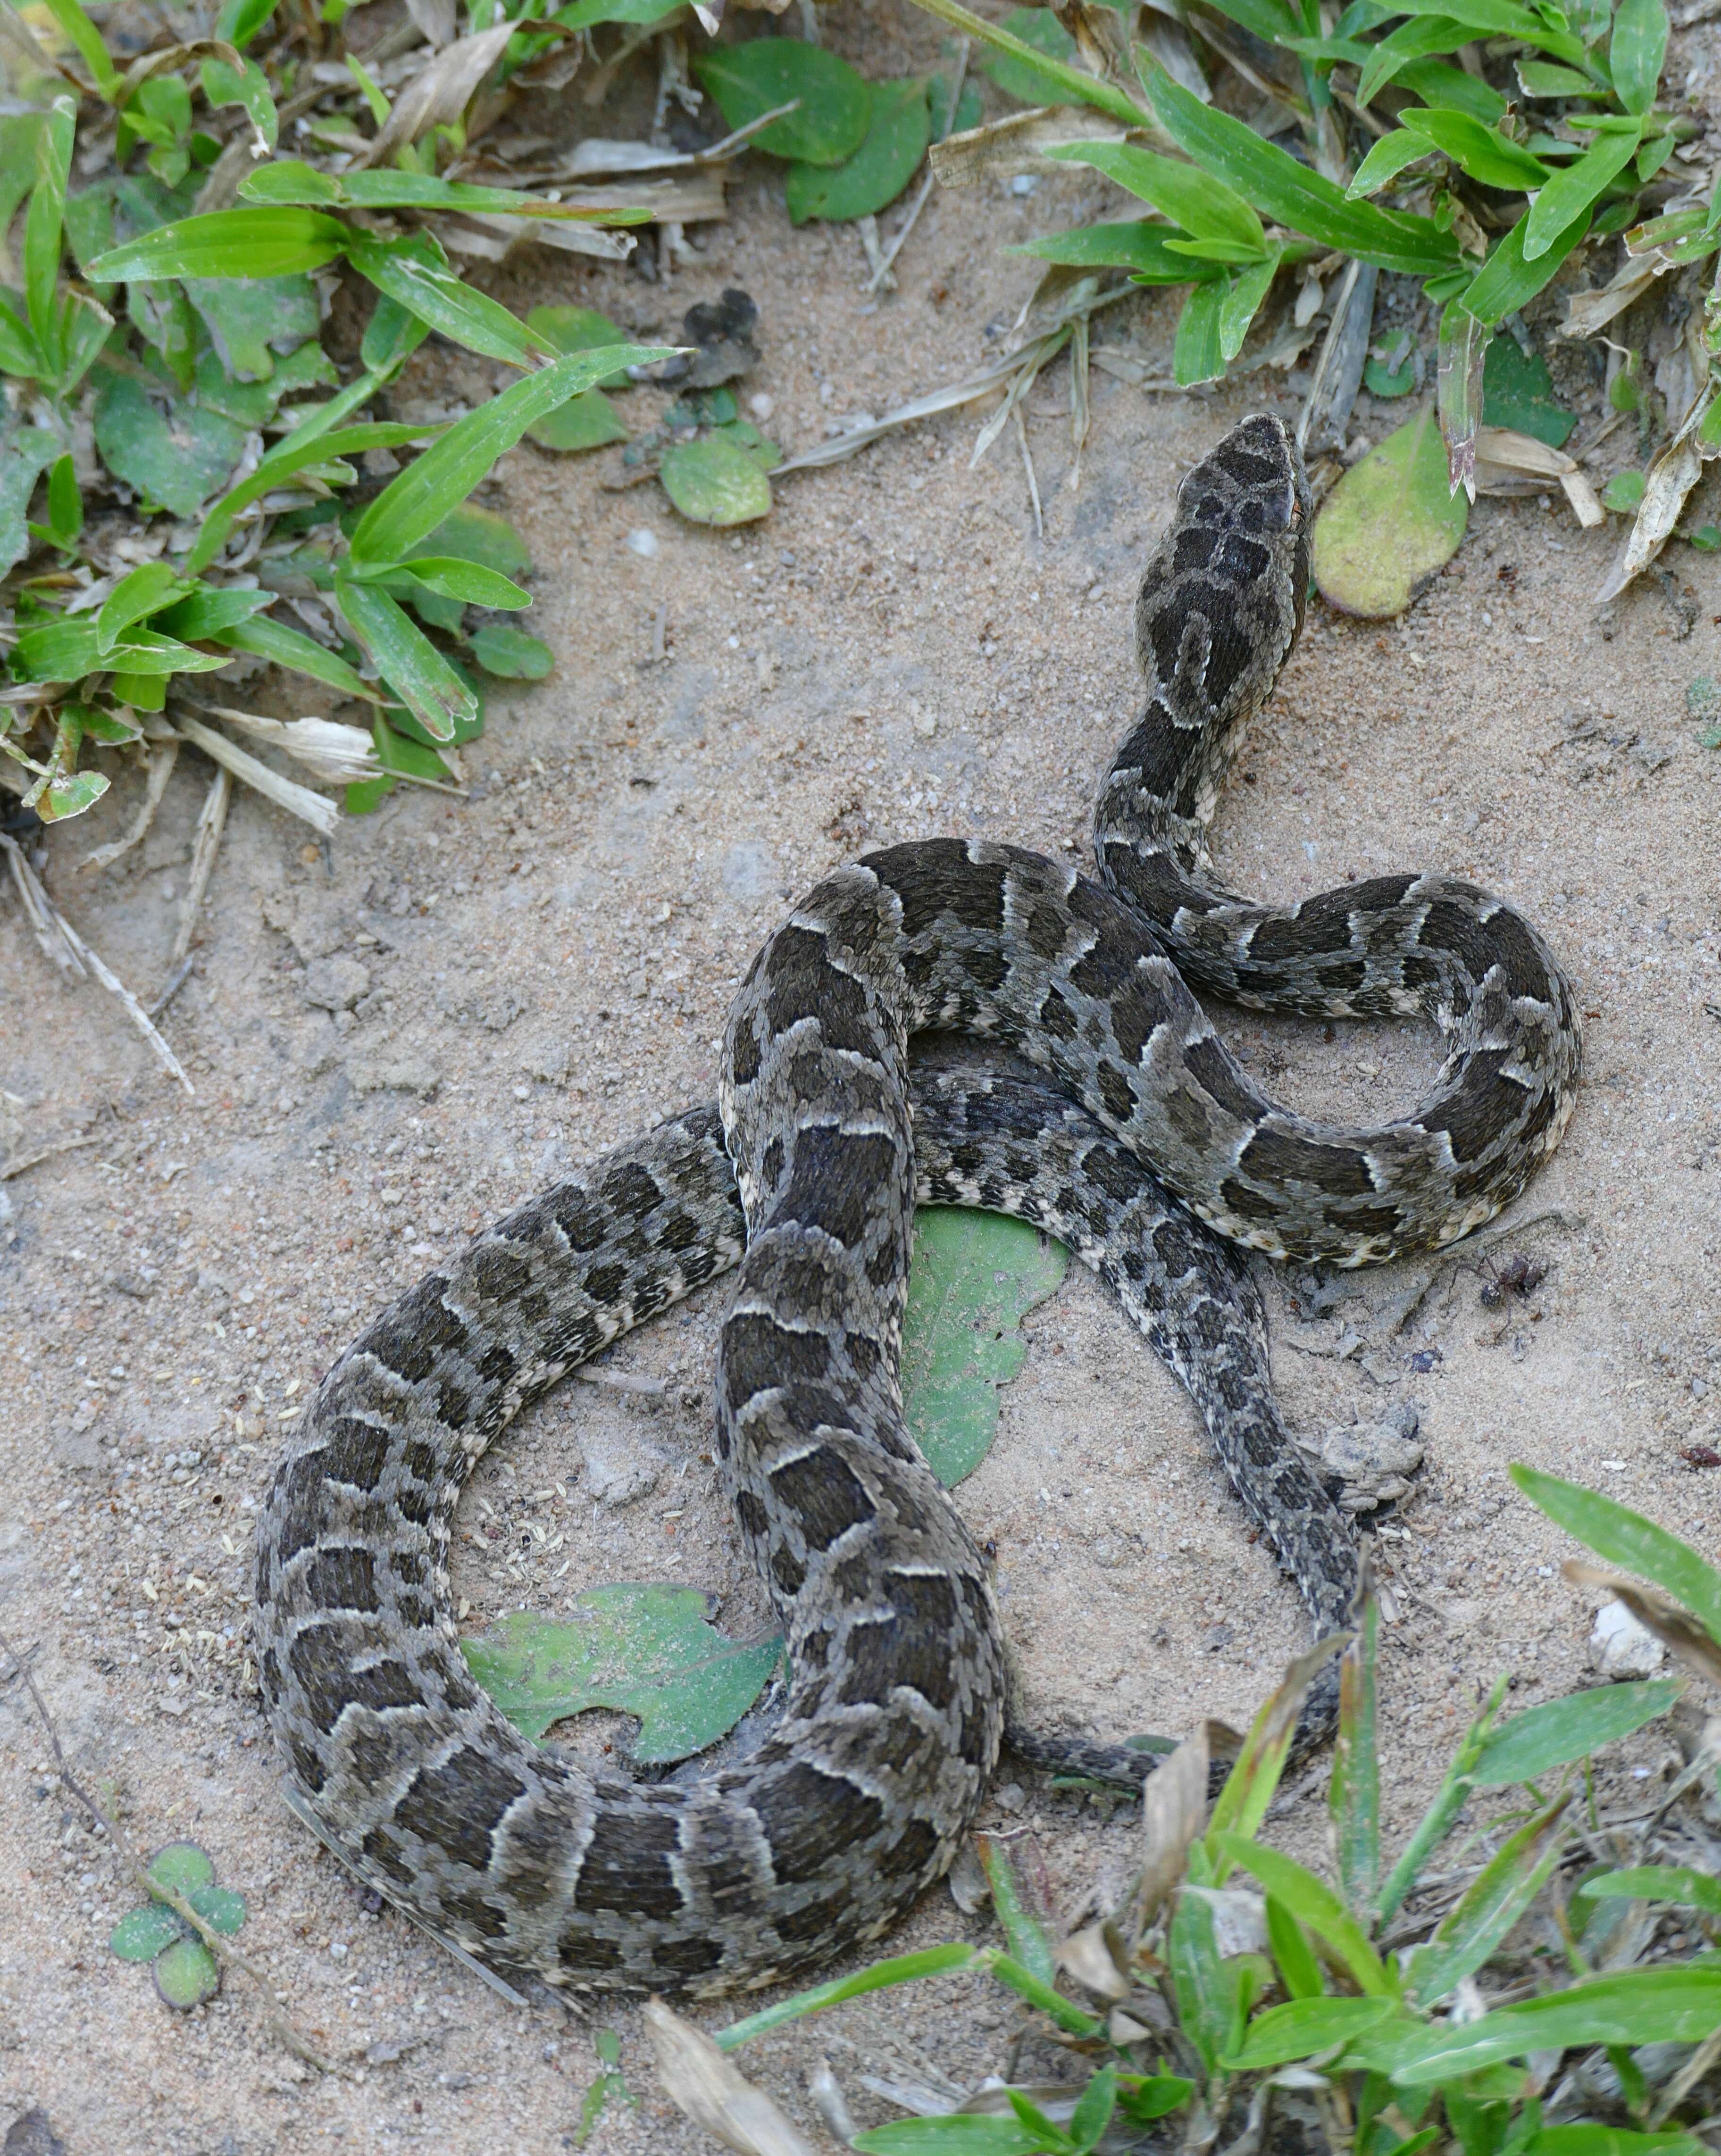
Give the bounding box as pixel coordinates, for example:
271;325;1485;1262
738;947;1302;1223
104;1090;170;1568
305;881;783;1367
1174;413;1312;651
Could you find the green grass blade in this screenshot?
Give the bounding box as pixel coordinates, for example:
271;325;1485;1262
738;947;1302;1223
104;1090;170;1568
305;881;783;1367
900;0;1148;126
977;1835;1056;1987
1265;1895;1324;2000
1357;15;1471;107
1511;1467;1721;1645
1377;1675;1505;1924
41;0;118;94
1329;1588;1380;1926
1609;0;1669;113
1390;1967;1721;2085
89;208;350;281
1144;58;1459;276
345;235;556;369
1471;1680;1680;1786
1576;1866;1721;1917
1042;142;1263;252
1224;1994;1395;2071
25;98;75;357
1213;1836;1391;1996
1522;122;1642;260
184;420;444;577
1460;204;1595;324
713;1945;980;2051
1208;1632;1347;1873
1404;1794;1571;2006
334;570;477;743
210;613;383;703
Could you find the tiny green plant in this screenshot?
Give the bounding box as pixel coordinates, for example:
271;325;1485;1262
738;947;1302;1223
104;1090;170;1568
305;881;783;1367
568;2027;637;2149
109;1841;247;2011
689;1473;1721;2154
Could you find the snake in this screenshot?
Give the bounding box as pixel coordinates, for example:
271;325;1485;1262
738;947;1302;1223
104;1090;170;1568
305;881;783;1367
253;414;1580;1996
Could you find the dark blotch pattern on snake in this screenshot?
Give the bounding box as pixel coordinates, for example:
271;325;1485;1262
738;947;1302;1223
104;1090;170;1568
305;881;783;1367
253;415;1580;1995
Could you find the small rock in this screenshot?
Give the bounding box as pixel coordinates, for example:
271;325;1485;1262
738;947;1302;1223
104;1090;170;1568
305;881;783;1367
993;1781;1026;1814
3;2110;66;2156
109;1271;150;1299
349;1060;441;1099
626;528;660;559
1588;1598;1666;1678
1202;1623;1235;1652
911;708;937;740
748;391;774;421
302;956;371;1012
52;1428;102;1473
946;1842;990;1914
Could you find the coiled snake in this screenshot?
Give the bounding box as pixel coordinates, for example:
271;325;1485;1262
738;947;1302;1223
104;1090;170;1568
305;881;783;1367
254;415;1580;1995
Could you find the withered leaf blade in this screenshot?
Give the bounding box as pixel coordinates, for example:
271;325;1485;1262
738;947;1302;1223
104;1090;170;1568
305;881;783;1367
356;22;520;170
643;1998;820;2156
1563;1561;1721;1690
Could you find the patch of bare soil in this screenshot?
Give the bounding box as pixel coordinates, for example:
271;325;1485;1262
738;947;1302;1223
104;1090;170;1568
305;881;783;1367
4;8;1721;2148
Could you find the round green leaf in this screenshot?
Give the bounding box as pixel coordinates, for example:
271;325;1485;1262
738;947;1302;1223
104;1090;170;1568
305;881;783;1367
785;78;931;225
1481;333;1575;447
469;624;555;679
110;1904;186;1962
710;418;780;471
153;1936;220;2009
146;1841;216;1898
1311;406;1469;618
526;388;628;453
658;436;772;526
524;305;635;389
901;1210;1068;1488
693;41;871;166
1604;468;1646;511
188;1883;247;1935
461;1586;783;1761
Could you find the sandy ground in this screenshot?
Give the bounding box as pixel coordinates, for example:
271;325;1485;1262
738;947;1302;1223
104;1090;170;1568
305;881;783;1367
4;6;1721;2148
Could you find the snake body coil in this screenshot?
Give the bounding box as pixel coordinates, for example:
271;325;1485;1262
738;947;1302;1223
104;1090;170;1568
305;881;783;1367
254;416;1579;1994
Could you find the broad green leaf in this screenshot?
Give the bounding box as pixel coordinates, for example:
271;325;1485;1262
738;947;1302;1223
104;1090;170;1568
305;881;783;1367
184;272;317;381
659;436;772;526
1517;58;1611;96
1312;407;1468;617
216;0;281;49
41;0;118;93
1330;1589;1381;1924
1265;1895;1324;1999
345;235;552;369
1225;1995;1395;2070
13;616;229;683
1173;278;1227;387
89;207;349;282
1379;1676;1507;1925
715;1944;979;2053
0;425;63;577
147;1843;217;1898
334;572;476;743
1116;2074;1194;2125
417;502;534;577
25;98;75;354
371;713;454;783
527;389;627;453
693;40;872;166
1398;107;1550;191
1523;121;1642;261
109;1904;185;1962
1395;57;1510;121
96;563;188;653
1357;15;1475;105
1372;0;1583;59
187;1883;247;1934
979;6;1081;106
852;2121;1050;2155
1069;2065;1116;2155
1219;250;1280;362
461;1588;782;1761
1472;1680;1680;1785
1044;143;1264;255
1533;2131;1708;2154
710;419;780;473
92;367;250;520
1511;1467;1721;1644
1578;1866;1721;1916
928;74;984;139
1348;132;1437;200
0;295;43;382
470;624;554;679
1609;0;1668;114
211;613;380;702
899;1211;1066;1488
548;0;690;30
976;1835;1056;1988
1604;469;1646;512
242;161;643;222
1481;335;1575;446
388;557;530;609
362;293;431;375
1211;1836;1391;1995
53;289;116;400
201;57;278;153
1405;1796;1570;2006
1390;1967;1721;2084
1463;203;1595;325
152;586;275;640
1168;1885;1236;2074
239;158;343;206
1144;59;1459;277
153;1936;220;2009
787;77;932;225
1016;220;1224;281
347;345;668;569
526;304;635;388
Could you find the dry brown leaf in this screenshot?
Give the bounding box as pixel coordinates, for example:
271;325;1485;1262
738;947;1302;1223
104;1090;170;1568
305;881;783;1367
1560;253;1664;339
1472;425;1604;527
355;21;519;168
929;105;1165;187
1121;1723;1212;1944
1595;379;1718;604
1057;1916;1132;2000
1562;1562;1721;1691
404;0;456;48
643;1998;821;2156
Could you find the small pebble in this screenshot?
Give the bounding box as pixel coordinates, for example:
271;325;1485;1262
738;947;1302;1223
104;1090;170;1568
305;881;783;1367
748;392;774;420
626;529;659;559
